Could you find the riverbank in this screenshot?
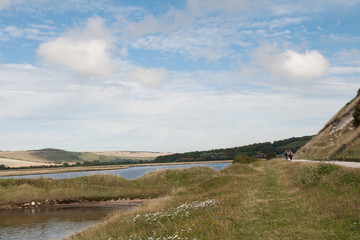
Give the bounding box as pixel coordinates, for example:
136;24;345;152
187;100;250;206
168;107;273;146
71;159;360;239
0;197;143;211
0;160;231;177
0;163;230;210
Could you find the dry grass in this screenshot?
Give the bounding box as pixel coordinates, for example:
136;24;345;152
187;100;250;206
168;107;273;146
296;123;360;160
2;159;360;239
0;158;55;168
91;151;172;158
296;94;360;161
0;151;49;163
0;165;129;177
71;159;360;239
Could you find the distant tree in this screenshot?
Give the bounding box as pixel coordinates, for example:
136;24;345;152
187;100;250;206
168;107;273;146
0;164;7;170
353;100;360;127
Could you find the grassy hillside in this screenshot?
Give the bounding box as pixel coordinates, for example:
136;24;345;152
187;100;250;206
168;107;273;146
0;151;51;163
0;149;159;165
297;90;360;161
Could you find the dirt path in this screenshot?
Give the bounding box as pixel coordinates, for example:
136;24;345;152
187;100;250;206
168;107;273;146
234;161;325;239
292;159;360;168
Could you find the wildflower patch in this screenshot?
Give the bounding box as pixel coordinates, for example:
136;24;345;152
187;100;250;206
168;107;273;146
122;199;222;240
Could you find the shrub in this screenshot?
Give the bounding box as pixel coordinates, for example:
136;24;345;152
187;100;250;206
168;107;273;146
296;163;339;186
233;155;257;164
266;152;277;160
353;100;360;127
316;163;340;175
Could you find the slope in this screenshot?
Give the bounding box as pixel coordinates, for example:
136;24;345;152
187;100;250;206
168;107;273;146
296;89;360;161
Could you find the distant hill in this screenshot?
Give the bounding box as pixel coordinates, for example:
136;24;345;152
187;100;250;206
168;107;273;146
154;135;313;163
0;148;166;165
296;89;360;162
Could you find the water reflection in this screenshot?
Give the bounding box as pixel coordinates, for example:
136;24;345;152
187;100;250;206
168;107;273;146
2;162;231;180
0;205;134;240
0;162;231;239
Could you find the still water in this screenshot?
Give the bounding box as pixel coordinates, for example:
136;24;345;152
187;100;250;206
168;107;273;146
0;162;231;239
0;205;135;240
2;162;231;180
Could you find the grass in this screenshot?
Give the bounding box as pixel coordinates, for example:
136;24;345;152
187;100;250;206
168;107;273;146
0;149;159;165
296;94;360;162
69;159;360;239
1;159;360;239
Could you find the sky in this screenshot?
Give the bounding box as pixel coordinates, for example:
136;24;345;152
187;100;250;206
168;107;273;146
0;0;359;153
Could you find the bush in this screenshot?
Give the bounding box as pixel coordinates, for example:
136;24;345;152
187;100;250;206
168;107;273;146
353;100;360;127
233;155;257;164
266;152;277;160
296;163;339;186
316;163;340;175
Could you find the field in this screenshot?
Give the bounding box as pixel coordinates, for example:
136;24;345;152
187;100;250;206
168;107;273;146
92;151;172;159
0;149;173;167
1;159;360;239
0;151;52;164
0;157;55;168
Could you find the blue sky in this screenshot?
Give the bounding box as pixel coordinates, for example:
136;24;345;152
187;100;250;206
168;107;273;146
0;0;359;152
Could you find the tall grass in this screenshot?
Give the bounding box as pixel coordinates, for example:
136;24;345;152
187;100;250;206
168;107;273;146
0;167;219;205
2;159;360;239
72;159;360;239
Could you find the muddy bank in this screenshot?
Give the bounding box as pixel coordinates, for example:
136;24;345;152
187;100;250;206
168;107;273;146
0;198;143;211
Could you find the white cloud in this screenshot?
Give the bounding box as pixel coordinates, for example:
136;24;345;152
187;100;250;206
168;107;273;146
123;0;250;37
259;49;330;81
126;67;168;87
330;66;360;75
37;17;116;78
0;0;10;11
186;0;249;14
334;49;360;65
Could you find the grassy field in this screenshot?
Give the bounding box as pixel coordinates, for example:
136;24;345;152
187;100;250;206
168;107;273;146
1;159;360;239
0;165;129;177
0;149;172;167
73;159;360;240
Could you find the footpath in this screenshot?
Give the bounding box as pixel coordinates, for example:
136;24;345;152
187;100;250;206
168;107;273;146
292;159;360;168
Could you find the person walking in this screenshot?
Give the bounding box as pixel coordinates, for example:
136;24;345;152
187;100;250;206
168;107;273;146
284;150;288;161
288;150;293;161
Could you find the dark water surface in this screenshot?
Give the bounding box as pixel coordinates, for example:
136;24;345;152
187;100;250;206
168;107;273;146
2;162;231;180
0;162;231;239
0;205;135;240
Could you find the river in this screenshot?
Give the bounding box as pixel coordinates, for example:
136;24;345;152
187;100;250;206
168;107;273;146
0;162;231;239
0;204;137;240
2;162;231;180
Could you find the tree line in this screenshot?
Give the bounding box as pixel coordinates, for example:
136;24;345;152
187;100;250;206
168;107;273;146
154;135;313;163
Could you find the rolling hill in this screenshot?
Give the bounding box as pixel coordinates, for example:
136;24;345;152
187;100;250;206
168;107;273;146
296;89;360;161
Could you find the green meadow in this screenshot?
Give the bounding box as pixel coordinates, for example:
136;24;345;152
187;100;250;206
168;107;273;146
2;158;359;239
